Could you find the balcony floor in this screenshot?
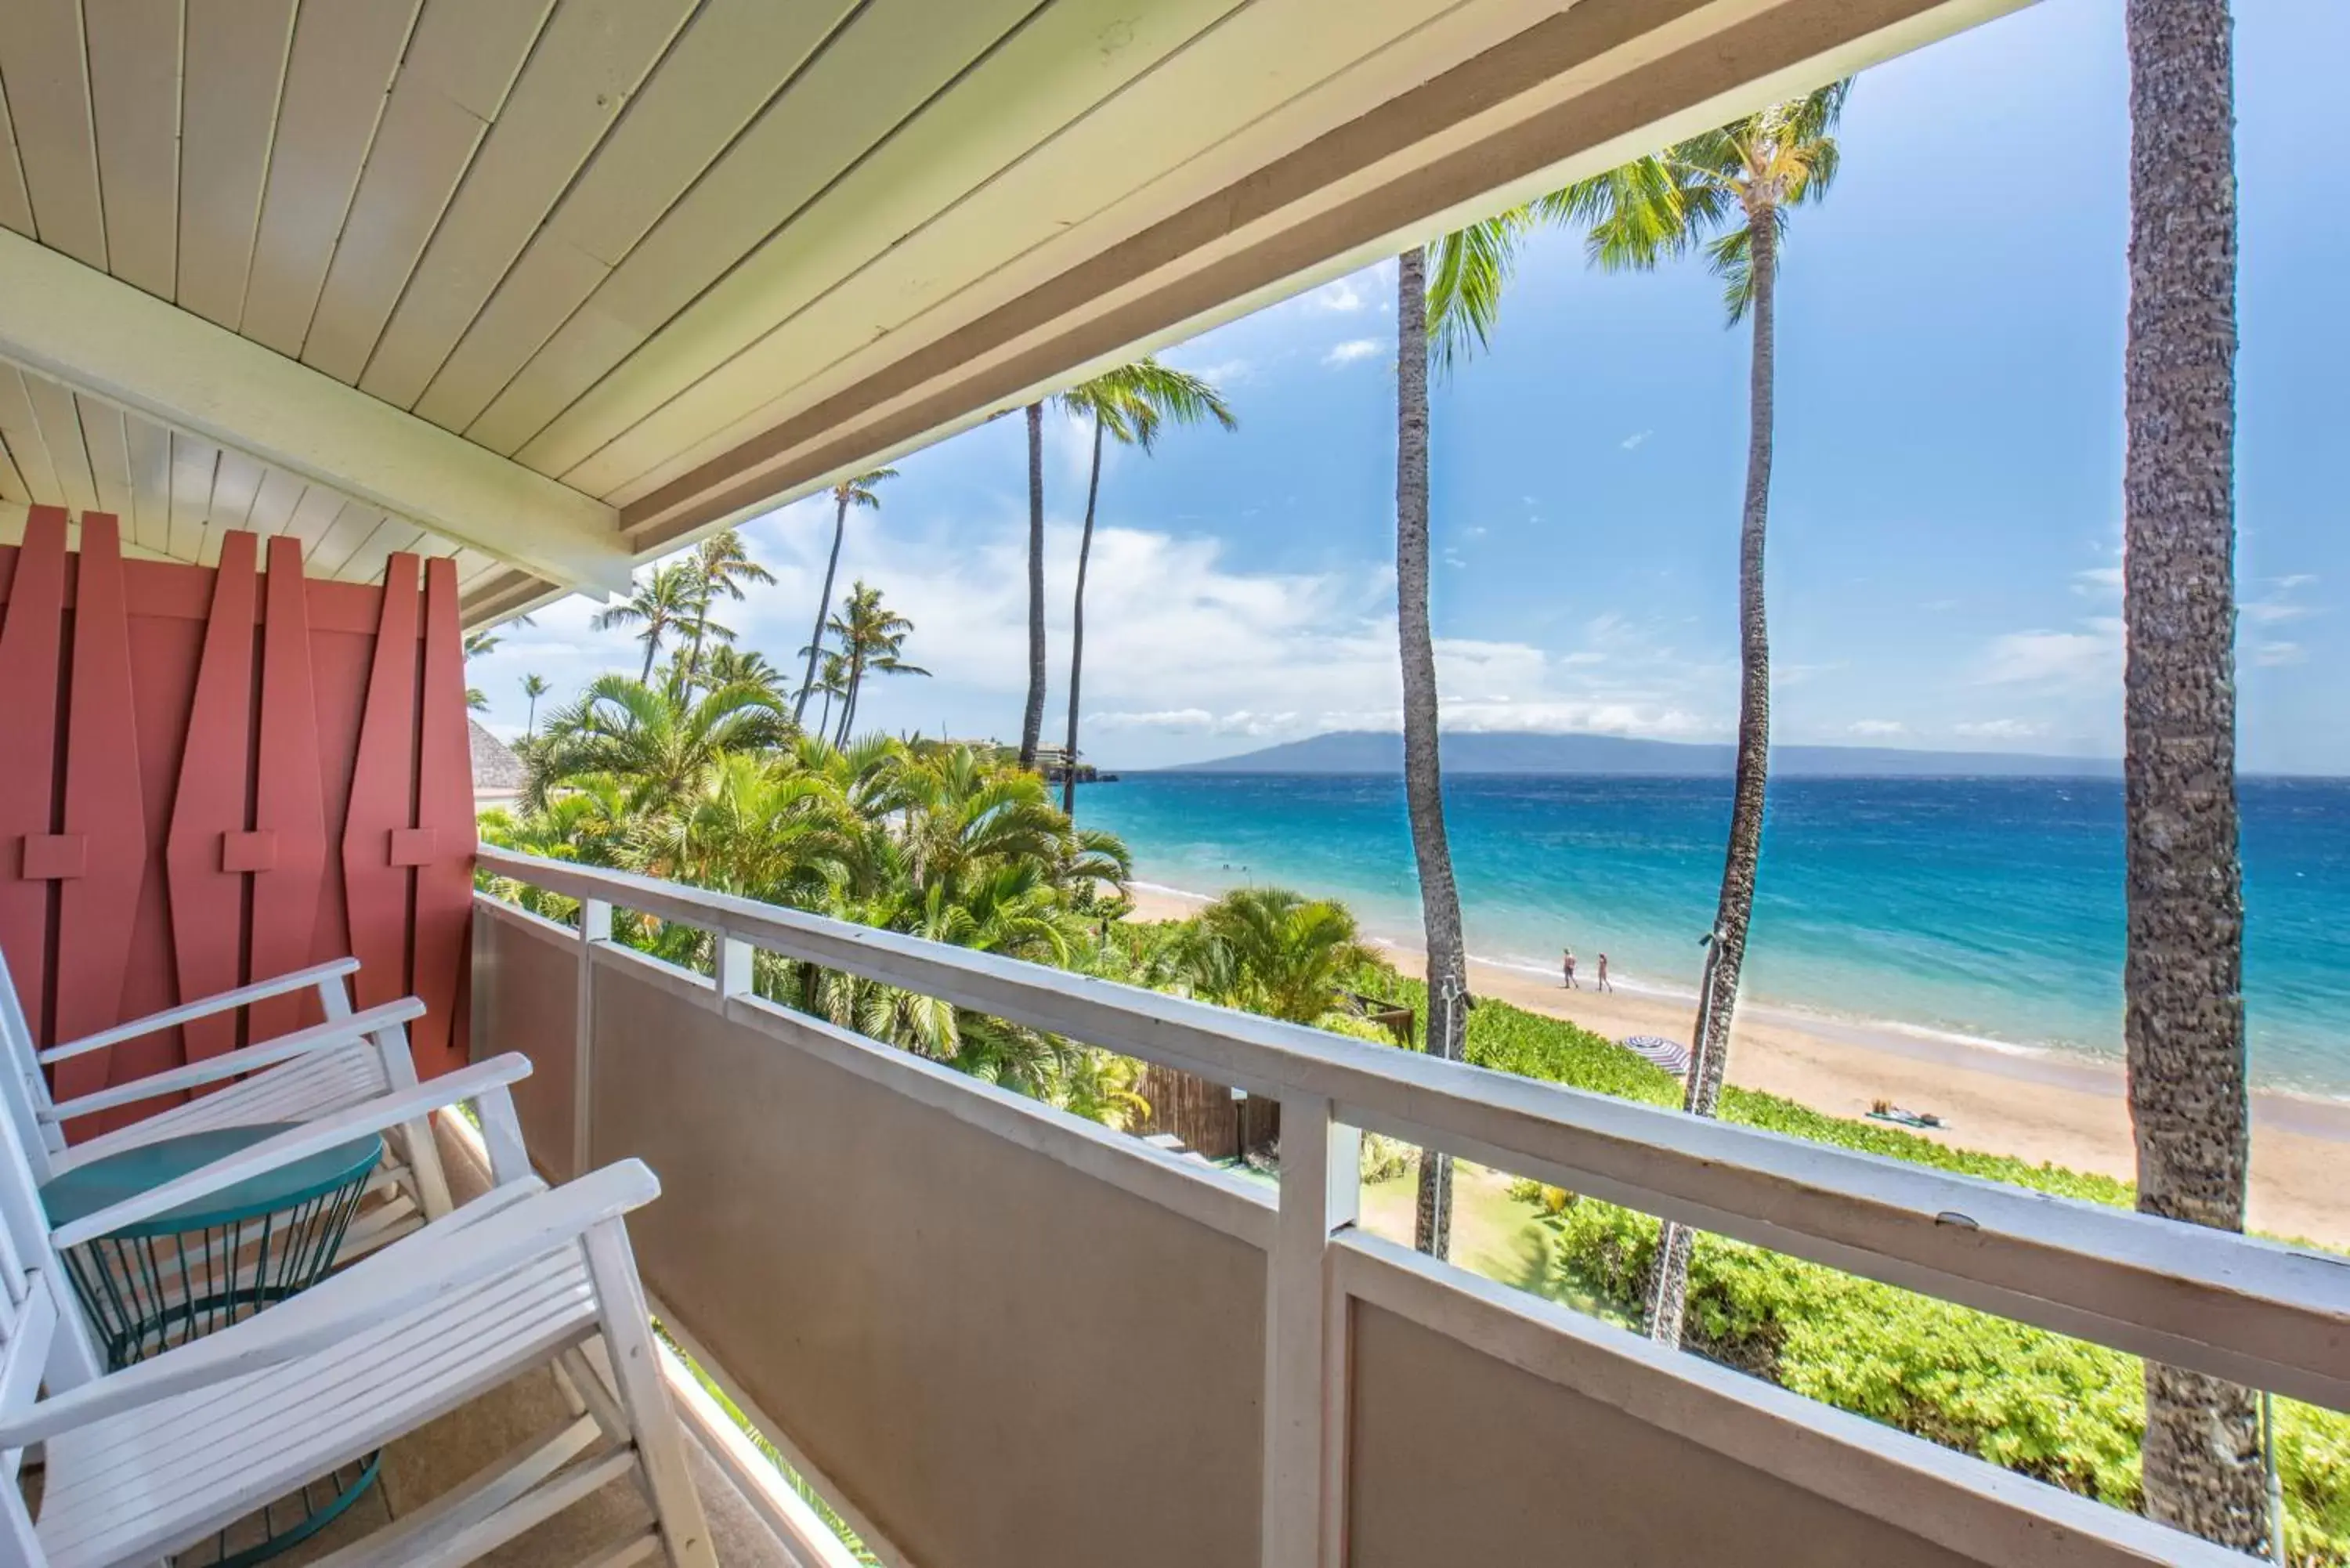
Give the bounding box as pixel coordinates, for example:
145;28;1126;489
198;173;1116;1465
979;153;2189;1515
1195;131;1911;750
271;1360;797;1567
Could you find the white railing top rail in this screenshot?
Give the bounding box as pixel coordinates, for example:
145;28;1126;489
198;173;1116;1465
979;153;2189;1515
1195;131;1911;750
476;846;2350;1411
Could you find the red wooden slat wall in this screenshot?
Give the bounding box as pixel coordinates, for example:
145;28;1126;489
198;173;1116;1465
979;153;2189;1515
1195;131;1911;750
0;511;477;1130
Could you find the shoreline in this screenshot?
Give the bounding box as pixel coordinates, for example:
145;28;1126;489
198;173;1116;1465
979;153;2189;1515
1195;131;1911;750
1123;880;2350;1248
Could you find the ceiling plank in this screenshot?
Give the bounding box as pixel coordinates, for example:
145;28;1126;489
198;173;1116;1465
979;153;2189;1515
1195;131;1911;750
168;431;222;560
356;0;700;411
0;0;107;267
177;0;297;330
244;464;306;536
616;0;2013;547
75;393;133;518
307;499;386;576
333;515;426;586
0;366;60;501
0;226;632;592
475;0;1042;465
210;446;267;529
410;0;859;434
559;0;1299;499
0;432;28;505
277;482;345;552
84;0;183;300
22;368;96;512
239;0;422;356
124;405;172;551
300;0;556;384
0;67;39;237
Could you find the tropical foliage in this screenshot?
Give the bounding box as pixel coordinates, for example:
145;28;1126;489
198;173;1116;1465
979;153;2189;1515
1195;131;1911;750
490;690;1144;1124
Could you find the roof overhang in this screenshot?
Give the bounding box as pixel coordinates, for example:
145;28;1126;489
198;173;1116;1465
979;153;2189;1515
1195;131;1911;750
0;0;2022;624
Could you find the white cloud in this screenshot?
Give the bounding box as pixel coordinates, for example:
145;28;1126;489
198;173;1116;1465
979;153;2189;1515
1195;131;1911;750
1979;617;2123;689
2070;565;2123;595
2253;641;2306;667
476;487;1737;765
1620;430;1651;451
1954;719;2048;740
1323;338;1382;367
1308;276;1367;313
1847;720;1907;737
2275;573;2317;591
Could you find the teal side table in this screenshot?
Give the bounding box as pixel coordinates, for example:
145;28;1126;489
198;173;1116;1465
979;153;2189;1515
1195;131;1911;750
42;1122;386;1566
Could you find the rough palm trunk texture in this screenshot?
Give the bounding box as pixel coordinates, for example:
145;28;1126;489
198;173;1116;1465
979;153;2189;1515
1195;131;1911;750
796;493;849;725
1396;247;1471;1260
1064;417;1106;816
1019;402;1049;770
1647;209;1778;1346
2123;0;2263;1549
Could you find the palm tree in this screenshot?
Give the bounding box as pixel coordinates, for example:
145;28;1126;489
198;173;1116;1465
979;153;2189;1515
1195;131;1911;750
1181;887;1373;1024
700;645;788;703
1558;84;1849;1346
1393;244;1477;1261
521;674;551;736
795;469;895;724
530;674;790;818
2121;0;2261;1548
1054;359;1236;815
824;582;928;746
1018;404;1047;770
594;562;702;684
682;529;775;686
804;650;851;740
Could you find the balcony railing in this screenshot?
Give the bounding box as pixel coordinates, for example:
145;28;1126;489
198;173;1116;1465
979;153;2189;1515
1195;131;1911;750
472;844;2350;1568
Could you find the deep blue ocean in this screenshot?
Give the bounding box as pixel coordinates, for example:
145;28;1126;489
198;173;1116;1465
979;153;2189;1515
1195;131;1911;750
1079;773;2350;1097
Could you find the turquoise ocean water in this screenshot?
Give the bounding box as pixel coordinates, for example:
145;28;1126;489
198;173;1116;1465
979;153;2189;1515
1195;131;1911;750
1078;772;2350;1097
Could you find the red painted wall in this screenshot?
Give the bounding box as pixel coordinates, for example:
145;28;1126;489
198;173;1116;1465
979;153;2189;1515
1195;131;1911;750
0;508;477;1129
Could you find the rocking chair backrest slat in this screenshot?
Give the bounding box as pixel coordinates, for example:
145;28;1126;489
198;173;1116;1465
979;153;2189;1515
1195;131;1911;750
0;949;55;1188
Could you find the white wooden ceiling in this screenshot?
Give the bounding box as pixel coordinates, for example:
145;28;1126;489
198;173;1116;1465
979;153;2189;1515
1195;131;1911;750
0;361;506;588
0;0;2008;623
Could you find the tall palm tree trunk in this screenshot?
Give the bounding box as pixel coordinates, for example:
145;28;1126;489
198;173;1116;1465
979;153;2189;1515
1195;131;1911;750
638;635;659;686
1396;246;1472;1260
797;494;851;725
816;683;835;740
2123;0;2262;1548
1019;403;1049;769
1062;417;1106;816
1647;207;1780;1346
837;652;866;747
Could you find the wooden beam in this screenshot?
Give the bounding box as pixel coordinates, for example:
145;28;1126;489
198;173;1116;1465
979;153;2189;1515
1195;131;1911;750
0;227;631;594
616;0;2022;552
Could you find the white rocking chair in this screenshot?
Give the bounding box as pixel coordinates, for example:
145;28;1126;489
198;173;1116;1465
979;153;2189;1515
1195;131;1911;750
0;1053;718;1568
0;951;454;1259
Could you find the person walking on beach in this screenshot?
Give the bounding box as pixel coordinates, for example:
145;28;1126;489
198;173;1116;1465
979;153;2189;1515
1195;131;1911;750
1561;948;1578;988
1596;953;1612;992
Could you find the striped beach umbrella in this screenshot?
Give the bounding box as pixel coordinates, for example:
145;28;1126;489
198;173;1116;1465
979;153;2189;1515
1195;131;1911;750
1620;1034;1691;1077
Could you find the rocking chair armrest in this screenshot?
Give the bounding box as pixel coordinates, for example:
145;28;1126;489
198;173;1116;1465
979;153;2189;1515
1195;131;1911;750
50;1055;533;1251
40;958;362;1064
0;1158;658;1451
46;999;426;1125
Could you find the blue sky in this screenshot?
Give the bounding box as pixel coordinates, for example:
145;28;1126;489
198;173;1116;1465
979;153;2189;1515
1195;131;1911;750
476;0;2347;774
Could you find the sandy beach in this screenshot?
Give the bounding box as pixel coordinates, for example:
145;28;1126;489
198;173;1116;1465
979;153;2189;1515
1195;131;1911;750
1126;884;2350;1248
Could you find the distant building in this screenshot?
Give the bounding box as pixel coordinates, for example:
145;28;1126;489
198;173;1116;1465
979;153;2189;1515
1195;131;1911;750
470;720;526;811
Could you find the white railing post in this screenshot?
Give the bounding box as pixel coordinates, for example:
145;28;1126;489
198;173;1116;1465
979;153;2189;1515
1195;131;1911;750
1263;1093;1360;1568
716;934;754;1011
575;897;612;1180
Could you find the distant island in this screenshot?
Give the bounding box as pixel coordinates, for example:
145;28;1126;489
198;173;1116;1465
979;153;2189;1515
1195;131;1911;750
1165;729;2123;778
